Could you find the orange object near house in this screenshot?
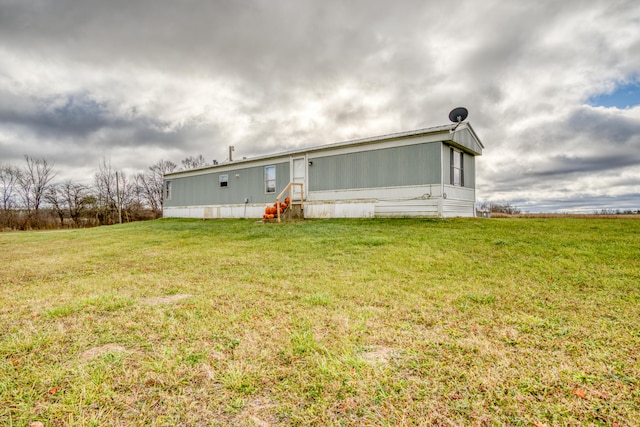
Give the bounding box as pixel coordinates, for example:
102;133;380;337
265;206;280;215
263;198;290;219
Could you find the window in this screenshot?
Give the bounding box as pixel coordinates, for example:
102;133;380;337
219;174;228;188
265;165;276;193
450;148;464;186
165;180;172;200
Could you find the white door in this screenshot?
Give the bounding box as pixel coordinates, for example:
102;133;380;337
291;157;306;200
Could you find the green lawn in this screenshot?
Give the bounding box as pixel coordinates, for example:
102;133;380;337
1;218;639;426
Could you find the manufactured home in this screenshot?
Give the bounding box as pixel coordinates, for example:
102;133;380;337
163;122;484;219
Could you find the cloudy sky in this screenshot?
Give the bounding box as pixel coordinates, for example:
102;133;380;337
1;0;639;212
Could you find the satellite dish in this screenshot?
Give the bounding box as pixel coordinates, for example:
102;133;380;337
448;107;468;123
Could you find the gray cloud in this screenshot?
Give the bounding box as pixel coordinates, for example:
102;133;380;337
0;90;215;149
0;91;119;138
567;108;640;145
0;0;639;211
532;154;640;177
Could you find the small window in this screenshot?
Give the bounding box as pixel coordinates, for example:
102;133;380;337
450;148;464;187
265;165;276;193
165;180;172;200
219;174;228;188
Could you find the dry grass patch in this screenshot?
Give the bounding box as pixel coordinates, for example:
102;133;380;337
139;293;193;306
237;398;279;427
360;346;400;365
79;343;130;361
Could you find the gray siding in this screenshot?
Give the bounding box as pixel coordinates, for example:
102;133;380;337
443;147;450;184
165;162;290;207
452;128;483;155
309;142;442;191
464;153;476;188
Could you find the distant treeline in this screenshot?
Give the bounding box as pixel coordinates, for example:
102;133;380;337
594;208;640;215
478;201;640;216
1;154;208;231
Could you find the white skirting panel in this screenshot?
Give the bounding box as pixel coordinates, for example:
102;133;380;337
163;206;205;218
164;205;266;219
374;199;441;217
441;185;476;217
163;185;476;219
442;200;476;217
305;201;377;218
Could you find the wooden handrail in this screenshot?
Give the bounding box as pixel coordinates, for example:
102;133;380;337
275;182;303;223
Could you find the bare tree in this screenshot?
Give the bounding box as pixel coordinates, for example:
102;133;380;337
181;154;206;170
44;179;94;227
94;158;148;224
45;183;67;227
0;163;20;210
0;163;21;229
17;156;57;228
478;201;521;215
94;158;118;224
138;159;177;217
116;171;141;222
60;180;92;226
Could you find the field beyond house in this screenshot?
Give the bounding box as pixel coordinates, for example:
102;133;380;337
1;218;639;426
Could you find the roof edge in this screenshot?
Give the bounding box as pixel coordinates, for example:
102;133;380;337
165;123;479;178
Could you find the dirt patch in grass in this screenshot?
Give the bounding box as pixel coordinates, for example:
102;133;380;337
140;294;193;306
361;346;400;365
80;344;130;361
